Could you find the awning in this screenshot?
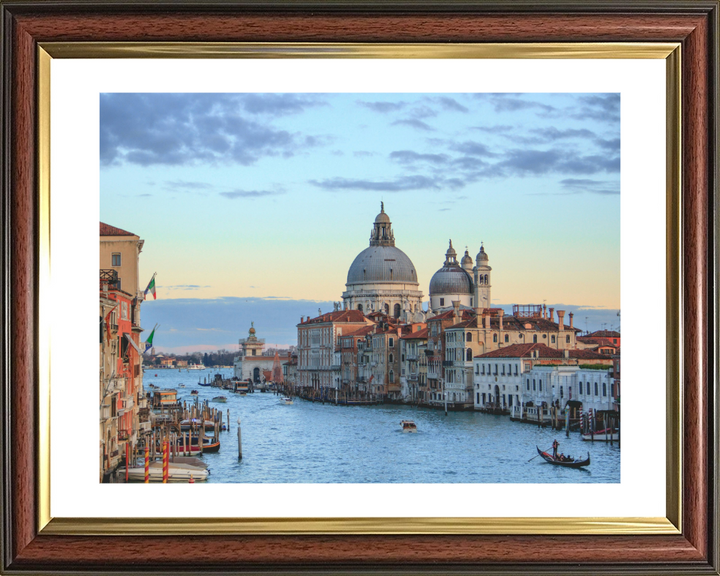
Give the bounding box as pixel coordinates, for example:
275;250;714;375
124;333;144;355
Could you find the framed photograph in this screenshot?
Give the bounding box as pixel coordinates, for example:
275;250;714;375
2;1;717;573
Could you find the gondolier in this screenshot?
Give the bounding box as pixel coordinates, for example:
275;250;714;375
552;439;559;459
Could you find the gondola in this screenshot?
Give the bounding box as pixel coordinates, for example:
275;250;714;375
536;446;590;468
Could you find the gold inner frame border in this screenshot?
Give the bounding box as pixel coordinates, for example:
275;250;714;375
36;41;682;536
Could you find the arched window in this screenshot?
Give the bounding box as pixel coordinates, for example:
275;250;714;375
479;276;484;284
493;334;498;343
484;274;489;283
389;370;394;383
384;303;389;314
566;335;570;343
602;383;607;396
393;303;401;318
594;382;599;396
357;303;363;312
533;335;537;343
466;332;472;342
533;379;536;391
539;381;542;392
466;348;473;361
586;382;591;395
526;379;530;390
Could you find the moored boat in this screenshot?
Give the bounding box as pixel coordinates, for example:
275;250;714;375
581;429;619;442
401;420;417;433
118;464;209;482
180;418;216;431
536;446;590;468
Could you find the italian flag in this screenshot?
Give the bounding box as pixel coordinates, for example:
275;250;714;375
144;274;156;300
144;325;157;353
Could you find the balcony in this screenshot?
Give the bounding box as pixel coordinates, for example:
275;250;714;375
442;360;454;367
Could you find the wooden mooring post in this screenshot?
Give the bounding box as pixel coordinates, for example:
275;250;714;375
237;418;243;460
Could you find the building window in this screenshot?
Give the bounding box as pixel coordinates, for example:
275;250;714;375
494;364;498;375
493;334;498;343
440;298;445;306
466;333;472;342
533;334;537;343
389;354;394;363
594;382;599;396
481;364;485;375
389;337;394;348
358;304;363;312
514;365;518;376
466;348;472;362
586;382;591;395
566;335;570;343
532;379;536;391
390;370;395;383
551;335;556;343
112;253;121;266
603;383;607;396
526;379;530;390
501;365;505;375
560;386;564;398
539;380;542;392
394;303;401;318
504;334;509;343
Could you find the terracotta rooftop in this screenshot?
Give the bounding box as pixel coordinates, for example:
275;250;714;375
400;327;429;340
100;222;136;236
476;343;609;361
586;330;620;338
301;310;369;325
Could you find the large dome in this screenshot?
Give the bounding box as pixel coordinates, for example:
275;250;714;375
347;245;418;285
429;266;473;295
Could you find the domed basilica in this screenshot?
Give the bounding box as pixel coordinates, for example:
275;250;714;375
341;204;492;320
342;203;425;322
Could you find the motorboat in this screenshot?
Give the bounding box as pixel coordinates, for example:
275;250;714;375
283;397;293;405
212;396;227;403
190;390;199;395
400;420;417;433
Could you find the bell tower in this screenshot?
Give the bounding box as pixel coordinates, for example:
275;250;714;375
473;244;492;311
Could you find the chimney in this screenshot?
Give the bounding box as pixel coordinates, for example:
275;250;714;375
569;312;574;329
450;301;460;324
498;309;504;331
557;310;565;331
543;303;547;319
548;307;554;322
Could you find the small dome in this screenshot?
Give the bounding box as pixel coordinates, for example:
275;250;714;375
446;239;457;259
461;248;473;268
476;244;489;262
375;201;391;224
429;266;473;295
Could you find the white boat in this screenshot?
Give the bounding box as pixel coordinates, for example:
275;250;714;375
283;397;293;405
400;420;417;433
581;429;619;442
187;364;206;370
118;464;209;482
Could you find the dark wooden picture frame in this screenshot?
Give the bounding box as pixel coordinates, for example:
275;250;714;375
1;1;717;573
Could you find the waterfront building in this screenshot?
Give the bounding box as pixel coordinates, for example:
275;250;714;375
234;323;289;382
342;204;425;322
428;242;491;313
99;222;149;481
297;310;373;391
338;325;374;397
100;222;145;300
472;342;613;416
399;325;428;402
282;352;298;388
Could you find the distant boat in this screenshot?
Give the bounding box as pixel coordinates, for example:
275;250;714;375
400;420;417;433
283;397;293;405
187;364;206;370
212;396;227;403
190;390;199;396
180;418;216;432
536;446;590;468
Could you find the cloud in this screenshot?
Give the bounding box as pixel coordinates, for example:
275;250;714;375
354;151;378;158
431;96;469;113
389;150;450;165
358;100;407;113
559;178;620;195
471;125;514;134
100;93;322;167
572;94;620;123
238;94;327;115
219;190;285;199
165;180;214;191
310;175;444;192
474;94;557;115
391;119;435;131
160;285;212;291
529;127;597;141
451;141;497;157
495;149;619;177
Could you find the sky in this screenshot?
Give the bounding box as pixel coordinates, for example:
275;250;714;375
99;93;621;353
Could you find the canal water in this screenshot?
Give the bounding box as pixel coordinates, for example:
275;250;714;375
146;368;620;484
